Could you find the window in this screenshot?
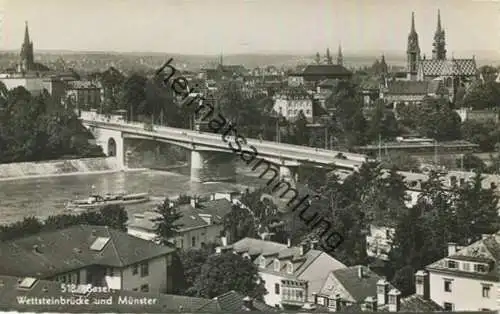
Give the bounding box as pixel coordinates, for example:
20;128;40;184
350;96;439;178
191;236;196;247
416;277;423;285
482;285;491;298
274;260;280;272
443;302;454;311
275;283;280;295
132;288;138;291
385;229;391;239
444;280;452;292
474;264;488;273
140;262;149;277
286;263;293;274
447;260;457;269
140;284;149;292
132;264;138;275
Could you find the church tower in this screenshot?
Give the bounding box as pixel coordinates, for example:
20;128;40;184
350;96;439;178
337;43;343;66
406;12;421;80
432;10;447;60
20;21;34;72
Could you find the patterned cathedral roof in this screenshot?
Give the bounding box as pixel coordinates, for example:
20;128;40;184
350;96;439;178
419;59;477;77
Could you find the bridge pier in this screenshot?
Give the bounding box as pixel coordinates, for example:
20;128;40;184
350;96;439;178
190;150;236;183
279;165;299;187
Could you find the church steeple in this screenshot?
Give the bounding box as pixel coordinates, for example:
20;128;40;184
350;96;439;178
432;9;446;60
337;43;343;66
20;21;34;72
406;12;421;80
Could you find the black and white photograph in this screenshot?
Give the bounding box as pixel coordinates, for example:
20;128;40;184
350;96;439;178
0;0;499;312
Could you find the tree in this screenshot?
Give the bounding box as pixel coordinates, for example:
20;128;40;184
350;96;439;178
0;216;43;241
382;152;421;172
479;65;498;83
180;247;213;295
461;119;500;152
190;252;267;300
459;81;500;110
153;198;183;245
391;265;416;296
99;204;128;232
452;171;499;244
292;110;310;145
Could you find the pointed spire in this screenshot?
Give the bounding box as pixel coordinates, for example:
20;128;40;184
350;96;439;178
24;21;30;44
337;43;343;66
411;12;416;33
437;9;442;32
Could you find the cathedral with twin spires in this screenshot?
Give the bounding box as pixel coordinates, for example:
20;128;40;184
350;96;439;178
405;10;478;100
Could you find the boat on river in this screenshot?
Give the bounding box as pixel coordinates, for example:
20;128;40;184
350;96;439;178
66;192;149;212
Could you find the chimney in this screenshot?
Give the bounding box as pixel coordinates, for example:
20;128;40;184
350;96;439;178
414;270;429;300
447;242;457;256
287;238;292;248
316;86;321;93
388;289;401;312
190;197;198;208
242;296;253;310
310;240;318;250
364;296;377;312
299;242;309;255
376;279;389;305
221;236;228;246
358;265;364;278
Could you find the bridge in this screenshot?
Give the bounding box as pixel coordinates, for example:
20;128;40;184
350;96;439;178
79;111;368;183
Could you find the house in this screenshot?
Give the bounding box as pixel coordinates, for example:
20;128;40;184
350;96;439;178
291;64;352;85
64;80;103;109
197;290;278;312
381;80;447;109
0;275;212;312
273;87;314;122
313;266;442;312
367;224;396;261
425;234;500;311
0;225;176;294
127;195;234;250
218;237;347;309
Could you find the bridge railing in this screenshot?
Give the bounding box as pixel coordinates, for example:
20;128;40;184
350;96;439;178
80;111;367;163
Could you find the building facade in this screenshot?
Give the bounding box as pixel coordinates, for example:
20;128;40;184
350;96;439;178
426;236;500;311
273;87;314;122
220;238;346;309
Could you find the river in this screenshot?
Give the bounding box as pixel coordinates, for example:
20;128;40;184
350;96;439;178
0;165;268;225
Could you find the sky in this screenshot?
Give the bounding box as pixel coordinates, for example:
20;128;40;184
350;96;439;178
0;0;499;57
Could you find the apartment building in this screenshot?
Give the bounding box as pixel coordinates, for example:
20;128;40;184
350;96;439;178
0;225;176;294
127;194;234;250
218;237;346;309
426;236;500;311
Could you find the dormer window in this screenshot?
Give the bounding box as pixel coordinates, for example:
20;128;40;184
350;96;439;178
286;262;293;274
474;264;488;273
274;259;280;272
259;256;266;268
447;260;458;269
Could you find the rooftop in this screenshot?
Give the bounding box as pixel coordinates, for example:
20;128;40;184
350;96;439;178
0;225;175;278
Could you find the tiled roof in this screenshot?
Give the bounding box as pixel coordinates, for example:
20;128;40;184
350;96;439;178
275;86;311;98
319;266;391;302
0;275;212;312
127;199;233;232
386;81;429;95
318;79;341;88
426;232;500;280
302;65;352;77
0;225;175;278
231;238;346;279
378;294;443;312
419;59;477;77
197;290;278;311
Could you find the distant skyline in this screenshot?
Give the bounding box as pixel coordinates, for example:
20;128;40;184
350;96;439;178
1;0;499;58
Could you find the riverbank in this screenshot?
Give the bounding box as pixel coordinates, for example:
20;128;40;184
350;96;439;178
0;157;147;182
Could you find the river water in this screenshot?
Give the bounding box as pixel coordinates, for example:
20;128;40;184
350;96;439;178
0;166;267;225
